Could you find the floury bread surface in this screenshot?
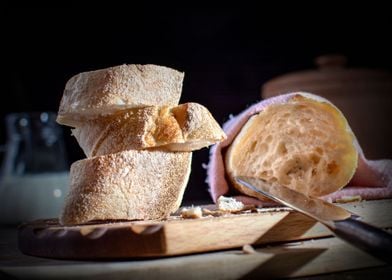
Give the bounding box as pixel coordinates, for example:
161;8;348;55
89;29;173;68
60;150;192;225
57;64;184;127
72;102;226;157
57;64;226;225
225;95;358;198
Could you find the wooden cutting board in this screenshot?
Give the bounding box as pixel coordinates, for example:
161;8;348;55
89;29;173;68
18;199;392;259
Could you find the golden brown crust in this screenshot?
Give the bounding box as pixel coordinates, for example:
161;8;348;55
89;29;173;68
57;64;225;226
72;103;226;157
57;64;184;127
225;96;358;197
60;150;192;225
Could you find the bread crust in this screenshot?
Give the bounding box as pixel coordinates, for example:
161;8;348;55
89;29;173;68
60;150;192;225
57;64;184;127
72;103;226;157
57;64;225;225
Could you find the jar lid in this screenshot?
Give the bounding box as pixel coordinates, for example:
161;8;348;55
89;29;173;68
262;54;392;98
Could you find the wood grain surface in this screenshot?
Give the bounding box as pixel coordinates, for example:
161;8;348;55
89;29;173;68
17;199;392;259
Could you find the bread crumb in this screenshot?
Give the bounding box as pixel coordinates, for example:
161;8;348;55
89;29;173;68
256;207;292;213
80;227;95;236
336;195;362;203
217;196;245;211
202;208;228;217
180;206;203;219
242;244;256;254
202;208;220;217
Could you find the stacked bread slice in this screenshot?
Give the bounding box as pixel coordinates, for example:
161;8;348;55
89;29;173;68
57;64;226;225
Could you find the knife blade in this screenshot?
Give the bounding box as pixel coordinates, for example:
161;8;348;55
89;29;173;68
235;176;392;264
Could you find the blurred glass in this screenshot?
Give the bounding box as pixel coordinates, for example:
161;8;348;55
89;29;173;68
0;112;69;225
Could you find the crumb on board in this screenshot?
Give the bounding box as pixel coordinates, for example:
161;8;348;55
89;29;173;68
180;206;203;219
217;196;245;211
256;207;292;213
242;244;256;254
201;204;288;217
336;195;362;203
177;200;290;219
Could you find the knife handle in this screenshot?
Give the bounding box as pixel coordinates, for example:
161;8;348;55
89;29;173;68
333;217;392;264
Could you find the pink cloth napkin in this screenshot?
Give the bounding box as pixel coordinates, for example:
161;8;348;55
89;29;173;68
206;92;392;206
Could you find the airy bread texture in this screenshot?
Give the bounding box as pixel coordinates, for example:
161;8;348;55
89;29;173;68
60;150;192;225
225;95;358;198
57;64;184;127
72;102;226;157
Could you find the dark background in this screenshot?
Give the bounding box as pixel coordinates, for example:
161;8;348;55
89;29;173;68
2;7;392;203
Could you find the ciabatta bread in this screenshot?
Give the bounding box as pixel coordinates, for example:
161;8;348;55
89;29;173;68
72;102;226;157
225;95;358;198
60;150;192;225
57;64;184;127
57;64;226;226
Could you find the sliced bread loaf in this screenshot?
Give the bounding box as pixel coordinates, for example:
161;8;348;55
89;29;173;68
60;150;192;225
72;102;226;157
57;64;184;127
225;94;358;198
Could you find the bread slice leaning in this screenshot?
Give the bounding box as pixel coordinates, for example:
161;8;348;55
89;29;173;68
225;94;358;198
72;102;226;157
60;150;192;226
57;64;184;127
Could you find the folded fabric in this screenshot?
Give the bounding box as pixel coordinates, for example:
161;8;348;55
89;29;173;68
207;92;391;206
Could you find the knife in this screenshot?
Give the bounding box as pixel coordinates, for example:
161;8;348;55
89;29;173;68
235;176;392;264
